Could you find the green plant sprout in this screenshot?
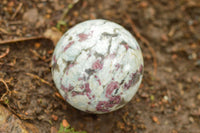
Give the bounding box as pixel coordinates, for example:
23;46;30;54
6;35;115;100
58;122;87;133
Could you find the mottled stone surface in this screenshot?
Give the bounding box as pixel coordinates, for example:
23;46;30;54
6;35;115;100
51;19;144;114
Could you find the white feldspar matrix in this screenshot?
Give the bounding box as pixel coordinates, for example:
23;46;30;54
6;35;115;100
51;19;144;114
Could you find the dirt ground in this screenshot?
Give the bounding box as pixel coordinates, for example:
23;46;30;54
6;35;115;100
0;0;200;133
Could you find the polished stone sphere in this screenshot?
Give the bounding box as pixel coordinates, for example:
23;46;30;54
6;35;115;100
51;19;143;114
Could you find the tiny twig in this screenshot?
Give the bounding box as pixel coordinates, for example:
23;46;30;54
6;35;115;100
7;58;16;66
184;3;200;8
0;36;45;44
125;14;157;76
11;3;23;20
0;48;10;59
5;102;34;120
55;92;65;101
25;73;53;87
0;27;13;35
0;78;11;101
8;21;23;25
44;57;52;63
30;49;45;60
30;49;53;63
60;0;80;20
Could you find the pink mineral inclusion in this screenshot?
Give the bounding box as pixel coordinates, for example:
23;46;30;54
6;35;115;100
109;53;116;59
71;83;92;99
53;55;57;64
106;81;119;98
96;81;121;112
84;83;91;93
139;64;143;74
96;101;109;112
115;63;120;71
95;81;122;112
78;77;83;81
124;73;135;90
92;60;103;70
78;75;86;81
84;83;92;99
87;53;91;59
124;71;140;90
94;75;101;85
80;85;84;89
109;96;121;105
96;96;121;112
78;32;93;42
97;79;101;85
71;91;84;97
61;84;74;93
64;41;74;52
121;43;129;50
66;64;75;75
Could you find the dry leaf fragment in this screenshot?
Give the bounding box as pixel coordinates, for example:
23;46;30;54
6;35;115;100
62;119;70;128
